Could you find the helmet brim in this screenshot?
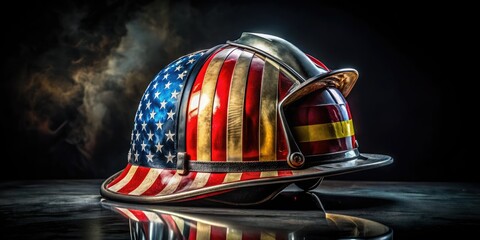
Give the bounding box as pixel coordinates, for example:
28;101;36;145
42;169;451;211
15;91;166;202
280;68;359;108
100;153;392;204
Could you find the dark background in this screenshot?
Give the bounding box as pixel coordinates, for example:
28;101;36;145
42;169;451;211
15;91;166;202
0;0;471;181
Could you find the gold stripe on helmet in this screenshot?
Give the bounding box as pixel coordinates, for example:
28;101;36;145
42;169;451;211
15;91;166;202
259;58;279;161
197;48;235;161
259;58;279;178
293;119;355;142
227;51;253;162
129;169;162;195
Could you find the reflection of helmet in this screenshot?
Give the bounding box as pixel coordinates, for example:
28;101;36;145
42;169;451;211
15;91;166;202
101;199;393;239
101;33;392;204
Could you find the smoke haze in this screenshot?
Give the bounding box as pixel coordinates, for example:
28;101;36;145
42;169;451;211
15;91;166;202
2;1;463;181
11;0;203;177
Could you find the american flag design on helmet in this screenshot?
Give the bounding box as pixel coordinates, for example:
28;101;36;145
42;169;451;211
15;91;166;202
126;51;206;168
101;33;392;204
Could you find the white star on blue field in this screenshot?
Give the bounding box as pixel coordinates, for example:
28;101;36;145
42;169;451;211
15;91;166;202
128;51;206;168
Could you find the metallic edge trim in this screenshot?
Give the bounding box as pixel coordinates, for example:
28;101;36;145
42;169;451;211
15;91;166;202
230;39;358;98
230;33;327;80
282;69;359;107
228;41;305;83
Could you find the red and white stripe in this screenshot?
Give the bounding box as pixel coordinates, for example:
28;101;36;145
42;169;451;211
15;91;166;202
107;163;299;197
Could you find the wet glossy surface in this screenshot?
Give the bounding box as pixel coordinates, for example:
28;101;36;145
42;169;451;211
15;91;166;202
102;200;392;240
1;180;479;239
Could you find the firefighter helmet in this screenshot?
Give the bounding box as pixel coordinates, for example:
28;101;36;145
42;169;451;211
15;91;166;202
101;33;392;204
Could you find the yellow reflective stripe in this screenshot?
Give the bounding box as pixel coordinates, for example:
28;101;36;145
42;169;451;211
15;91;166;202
259;59;279;162
197;48;234;161
293;119;355;142
227;51;252;162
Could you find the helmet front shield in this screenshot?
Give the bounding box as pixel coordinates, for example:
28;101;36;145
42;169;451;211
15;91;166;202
278;69;360;168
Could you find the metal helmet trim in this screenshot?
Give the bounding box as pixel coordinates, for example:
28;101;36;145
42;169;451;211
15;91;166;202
228;32;358;96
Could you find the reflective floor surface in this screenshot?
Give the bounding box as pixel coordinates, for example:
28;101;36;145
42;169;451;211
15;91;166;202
1;180;479;239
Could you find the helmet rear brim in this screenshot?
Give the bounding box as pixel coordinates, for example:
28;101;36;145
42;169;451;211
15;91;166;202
100;153;392;204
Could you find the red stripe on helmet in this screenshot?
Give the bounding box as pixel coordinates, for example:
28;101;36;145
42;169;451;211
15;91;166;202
107;163;132;188
298;137;352;155
204;173;227;187
292;104;345;125
278;72;294;100
242;55;264;161
285;88;356;156
277;170;293;177
345;102;357;147
211;49;242;162
174;171;198;193
306;54;329;71
276;122;289;161
186;48;224;161
277;72;294;160
141;170;175;196
117;166;150;194
240;171;261;181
